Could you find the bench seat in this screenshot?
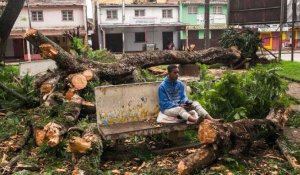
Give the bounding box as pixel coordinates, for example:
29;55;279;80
99;120;197;140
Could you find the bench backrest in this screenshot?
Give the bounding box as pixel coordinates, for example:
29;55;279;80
95;82;162;125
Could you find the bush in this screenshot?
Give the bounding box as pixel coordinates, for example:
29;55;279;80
188;65;290;121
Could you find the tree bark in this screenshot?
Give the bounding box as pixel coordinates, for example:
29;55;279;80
0;0;25;59
177;109;289;175
24;29;86;72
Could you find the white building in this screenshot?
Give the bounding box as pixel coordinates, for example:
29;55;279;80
95;2;186;52
4;0;87;61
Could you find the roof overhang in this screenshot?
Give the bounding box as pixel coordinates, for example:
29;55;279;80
100;23;186;29
10;28;86;39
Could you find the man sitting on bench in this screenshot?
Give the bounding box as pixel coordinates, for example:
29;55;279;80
158;64;217;124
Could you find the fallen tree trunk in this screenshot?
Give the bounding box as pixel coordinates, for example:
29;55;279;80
178;109;289;175
24;29;86;73
24;28;241;83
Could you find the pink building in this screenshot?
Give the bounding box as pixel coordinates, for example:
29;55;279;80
4;0;87;62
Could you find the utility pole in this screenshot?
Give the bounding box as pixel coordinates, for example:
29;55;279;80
279;0;285;62
204;0;210;49
25;0;32;62
122;0;125;54
291;0;296;62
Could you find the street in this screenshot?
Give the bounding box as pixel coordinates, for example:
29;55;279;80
278;52;300;62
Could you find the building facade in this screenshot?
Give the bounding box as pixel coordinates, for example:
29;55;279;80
94;0;185;52
179;0;228;50
4;0;87;61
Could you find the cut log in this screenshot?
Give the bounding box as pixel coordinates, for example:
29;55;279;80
65;88;76;100
67;124;101;154
82;70;94;81
43;92;64;106
33;122;66;147
198;120;218;144
178;145;218;175
81;101;96;114
44;122;65;147
68;123;103;174
34;128;46;146
66;74;88;90
177;108;289;174
66;136;92;153
40;75;60;94
64;102;81;122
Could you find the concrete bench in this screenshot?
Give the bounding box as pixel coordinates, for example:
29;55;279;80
95;82;196;141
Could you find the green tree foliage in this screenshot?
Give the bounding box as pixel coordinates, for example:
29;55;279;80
219;28;262;58
0;66;39;110
188;65;290;121
70;37;116;63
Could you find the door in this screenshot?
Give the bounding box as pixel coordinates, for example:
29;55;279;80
106;33;123;53
162;32;173;50
188;30;204;50
13;39;24;58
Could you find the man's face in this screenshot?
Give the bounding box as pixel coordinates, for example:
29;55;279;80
169;67;179;81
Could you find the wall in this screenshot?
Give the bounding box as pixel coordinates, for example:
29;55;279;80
181;3;227;25
13;6;85;30
99;6;179;25
103;27;179;51
124;28;179;51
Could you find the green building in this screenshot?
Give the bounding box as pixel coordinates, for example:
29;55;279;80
179;0;228;50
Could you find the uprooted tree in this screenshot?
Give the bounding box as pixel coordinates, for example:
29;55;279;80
0;28;291;174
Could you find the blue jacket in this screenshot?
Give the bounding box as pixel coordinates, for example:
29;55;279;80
158;76;188;112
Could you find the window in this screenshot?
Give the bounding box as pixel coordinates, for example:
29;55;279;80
212;6;222;14
62;10;73;21
31;11;43;21
162;9;172;18
187;6;198;14
134;9;145;17
135;32;145;42
107;10;118;19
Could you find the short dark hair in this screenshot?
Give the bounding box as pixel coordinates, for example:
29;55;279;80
167;64;178;73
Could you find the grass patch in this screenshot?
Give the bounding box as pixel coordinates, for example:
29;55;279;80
277;61;300;81
286;112;300;128
0;111;26;141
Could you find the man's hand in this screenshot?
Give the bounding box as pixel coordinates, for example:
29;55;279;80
180;104;188;109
